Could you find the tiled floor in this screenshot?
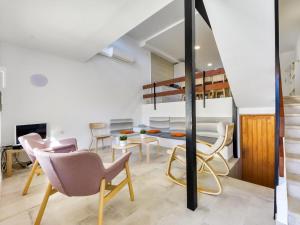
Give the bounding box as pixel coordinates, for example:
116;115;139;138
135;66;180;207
0;147;275;225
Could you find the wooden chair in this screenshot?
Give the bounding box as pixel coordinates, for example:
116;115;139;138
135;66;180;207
33;151;134;225
89;123;111;151
166;123;234;195
18;133;78;195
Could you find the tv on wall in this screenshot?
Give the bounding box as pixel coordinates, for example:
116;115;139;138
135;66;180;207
15;123;47;144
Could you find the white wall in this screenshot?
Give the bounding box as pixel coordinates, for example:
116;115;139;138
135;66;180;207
280;50;296;96
204;0;275;109
0;36;151;148
295;38;300;95
141;97;233;125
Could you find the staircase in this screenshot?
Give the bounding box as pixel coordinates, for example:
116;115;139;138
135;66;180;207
284;96;300;225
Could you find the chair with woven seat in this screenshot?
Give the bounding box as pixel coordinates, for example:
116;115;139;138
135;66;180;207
166;122;234;195
18;133;78;195
89;122;111;151
33;150;134;225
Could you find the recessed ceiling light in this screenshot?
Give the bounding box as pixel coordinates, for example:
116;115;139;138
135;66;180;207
194;45;200;50
207;63;213;67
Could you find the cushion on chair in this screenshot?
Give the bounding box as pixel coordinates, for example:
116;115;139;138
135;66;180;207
147;129;161;134
120;130;134;134
170;132;186;137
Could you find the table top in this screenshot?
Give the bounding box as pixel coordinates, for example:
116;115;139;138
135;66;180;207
145;132;217;144
112;143;140;149
128;137;158;144
5;149;25;154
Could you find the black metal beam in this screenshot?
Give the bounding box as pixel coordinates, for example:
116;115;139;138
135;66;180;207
274;0;280;219
232;98;238;158
153;82;157;110
195;0;211;29
185;0;198;211
203;71;206;108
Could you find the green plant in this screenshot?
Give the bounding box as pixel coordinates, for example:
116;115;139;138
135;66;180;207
119;135;127;141
140;129;146;134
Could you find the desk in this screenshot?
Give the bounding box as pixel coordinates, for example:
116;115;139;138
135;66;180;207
5;149;25;177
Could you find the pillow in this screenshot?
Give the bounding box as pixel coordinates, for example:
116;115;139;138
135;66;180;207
147;129;161;134
170;132;186;137
120;130;134;134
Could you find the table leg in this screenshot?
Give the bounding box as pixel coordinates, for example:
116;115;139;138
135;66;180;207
156;140;161;155
112;148;115;162
146;144;150;163
139;144;143;161
6;152;13;177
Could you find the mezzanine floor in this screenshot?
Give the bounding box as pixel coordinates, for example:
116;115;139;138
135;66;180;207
0;147;274;225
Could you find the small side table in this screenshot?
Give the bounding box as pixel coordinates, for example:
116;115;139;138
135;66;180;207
112;143;142;162
5;149;25;177
128;137;160;163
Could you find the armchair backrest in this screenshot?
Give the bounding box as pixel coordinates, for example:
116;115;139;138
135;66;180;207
18;133;47;162
207;122;234;155
35;150;105;197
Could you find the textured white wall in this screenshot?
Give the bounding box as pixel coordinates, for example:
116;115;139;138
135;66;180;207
0;37;151;148
204;0;275;109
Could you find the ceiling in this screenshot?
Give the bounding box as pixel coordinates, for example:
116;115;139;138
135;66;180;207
127;0;223;71
279;0;300;52
0;0;174;61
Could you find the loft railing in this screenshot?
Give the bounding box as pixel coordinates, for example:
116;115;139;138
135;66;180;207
142;68;230;100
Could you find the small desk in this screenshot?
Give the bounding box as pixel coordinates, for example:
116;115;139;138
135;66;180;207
5;149;25;177
112;143;142;162
128;137;160;163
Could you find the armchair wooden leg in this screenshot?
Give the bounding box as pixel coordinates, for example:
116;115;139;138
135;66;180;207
125;162;134;201
22;160;39;196
34;183;54;225
98;179;106;225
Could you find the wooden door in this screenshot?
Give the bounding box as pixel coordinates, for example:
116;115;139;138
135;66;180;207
240;115;275;188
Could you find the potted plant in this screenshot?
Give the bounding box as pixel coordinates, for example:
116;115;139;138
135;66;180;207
140;129;146;139
119;135;128;147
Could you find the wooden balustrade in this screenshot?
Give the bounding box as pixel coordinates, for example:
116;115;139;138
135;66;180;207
143;68;228;99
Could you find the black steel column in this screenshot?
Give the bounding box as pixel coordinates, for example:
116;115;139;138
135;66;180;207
185;0;198;211
274;0;280;219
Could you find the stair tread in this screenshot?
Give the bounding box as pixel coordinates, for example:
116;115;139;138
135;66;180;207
285;103;300;106
286;153;300;160
288;196;300;216
287;173;300;184
286;125;300;129
285;137;300;142
285;114;300;117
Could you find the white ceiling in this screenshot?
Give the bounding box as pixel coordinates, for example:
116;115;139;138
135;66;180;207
279;0;300;52
0;0;174;61
127;0;223;70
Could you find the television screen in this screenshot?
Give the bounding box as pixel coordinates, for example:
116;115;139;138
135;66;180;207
16;123;47;144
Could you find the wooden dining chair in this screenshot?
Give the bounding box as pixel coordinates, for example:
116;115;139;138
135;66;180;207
89;123;111;151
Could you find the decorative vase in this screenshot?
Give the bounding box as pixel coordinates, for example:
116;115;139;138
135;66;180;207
120;140;127;147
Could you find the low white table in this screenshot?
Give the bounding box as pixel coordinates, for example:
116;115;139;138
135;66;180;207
128;137;160;163
111;143;142;162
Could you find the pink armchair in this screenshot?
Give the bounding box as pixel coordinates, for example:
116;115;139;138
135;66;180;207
18;133;78;195
34;150;133;225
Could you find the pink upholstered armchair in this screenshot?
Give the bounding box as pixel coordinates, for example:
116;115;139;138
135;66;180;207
34;150;134;225
18;133;78;195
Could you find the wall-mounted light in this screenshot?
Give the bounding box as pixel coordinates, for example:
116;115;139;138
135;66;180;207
194;45;201;50
207;63;213;67
30;74;48;87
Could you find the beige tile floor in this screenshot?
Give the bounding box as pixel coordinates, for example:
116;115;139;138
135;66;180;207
0;146;275;225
